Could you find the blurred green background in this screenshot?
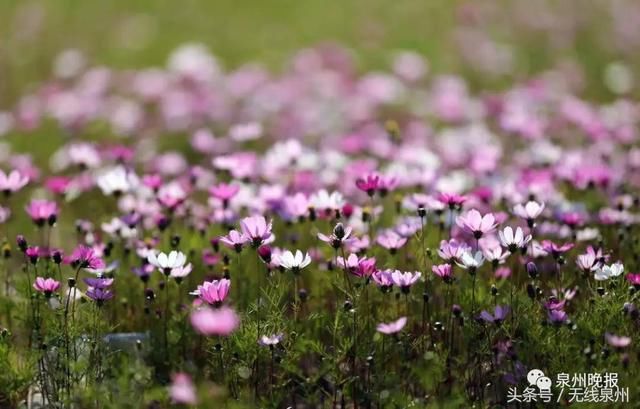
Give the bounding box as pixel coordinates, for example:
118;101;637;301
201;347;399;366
1;0;640;105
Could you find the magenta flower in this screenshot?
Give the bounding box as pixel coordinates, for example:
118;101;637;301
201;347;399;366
190;306;240;336
336;254;376;277
33;277;60;297
626;273;640;287
209;183;240;205
376;230;408;253
25;246;40;264
376;317;407;335
437;192;466;209
0;170;29;195
540;240;574;258
193;279;231;305
25;199;59;227
355;173;380;196
169;373;198;405
371;269;393;288
432;264;454;283
240;215;274;247
547;309;568;325
457;209;498;238
68;245;106;270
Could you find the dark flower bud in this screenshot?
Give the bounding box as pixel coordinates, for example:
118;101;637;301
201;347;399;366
422;292;429;302
333;223;346;240
417;206;426;218
491;284;498;296
67;277;76;288
343;300;353;311
145;288;155;301
170;235;181;249
596;287;605;296
452;304;462;317
52;250;63;264
298;288;308;302
47;214;57;227
210;238;220;252
16;235;27;253
258;245;272;263
526;283;536;300
526;262;538;279
434;321;444;331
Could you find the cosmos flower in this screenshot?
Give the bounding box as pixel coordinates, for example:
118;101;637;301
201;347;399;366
437;192;466;209
376;317;407;334
277;250;312;272
148;251;188;275
240;215;274;247
169;373;198;405
376;230;408;253
0;170;29;195
25;200;58;227
259;334;283;347
626;273;640;287
432;264;454;283
220;230;248;252
209;183;240;205
96;166;137;196
190;306;240;336
193;279;231;305
83;277;114;289
456;209;497;238
86;287;115;304
498;226;531;251
33;277;60;297
594;262;624;281
456;251;485;270
318;223;353;249
513;201;545;222
355;173;380;196
605;333;631;349
170;263;193;281
438;239;470;262
389;270;421;290
540;240;574;258
68;245;106;270
478;305;510;325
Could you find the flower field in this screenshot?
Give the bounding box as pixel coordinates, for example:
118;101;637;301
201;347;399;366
1;1;640;408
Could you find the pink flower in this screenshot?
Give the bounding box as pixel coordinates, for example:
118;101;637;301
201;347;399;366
437;192;466;208
438;239;470;262
336;254;376;278
190;306;240;336
513;201;545;225
45;176;72;195
219;230;247;252
376;230;408;253
605;333;631;349
169;373;198;405
456;209;498;238
194;279;231;305
25;200;58;227
390;270;421;290
240;215;274;247
33;277;60;297
376;317;407;334
0;170;29;195
209;183;240;204
432;264;454;283
540;240;574;258
371;269;393;287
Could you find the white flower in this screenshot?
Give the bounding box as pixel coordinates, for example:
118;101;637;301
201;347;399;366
148;251;187;273
309;190;345;211
278;250;312;271
456;251;485;270
498;226;532;249
594;262;624;281
513;201;545;220
96;166;137;196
